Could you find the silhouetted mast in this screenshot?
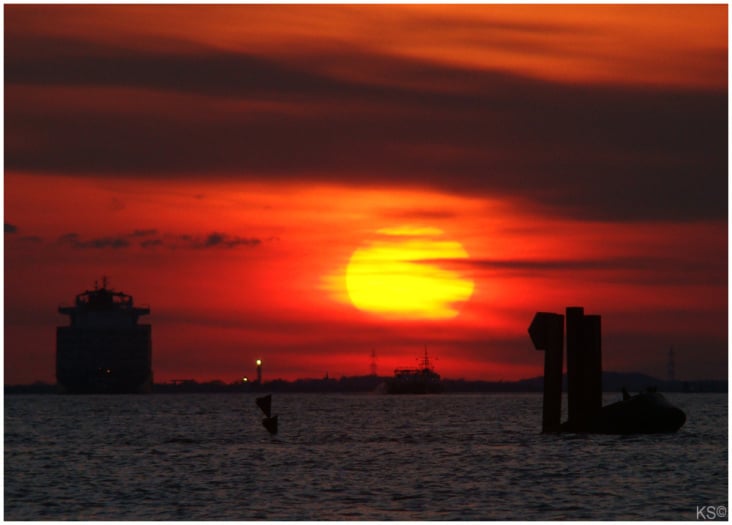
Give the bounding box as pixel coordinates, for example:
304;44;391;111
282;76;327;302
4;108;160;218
420;345;434;370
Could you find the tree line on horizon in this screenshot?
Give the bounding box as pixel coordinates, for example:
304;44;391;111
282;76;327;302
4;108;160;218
5;372;727;394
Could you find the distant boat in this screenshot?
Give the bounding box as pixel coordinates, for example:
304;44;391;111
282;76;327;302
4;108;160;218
386;348;444;394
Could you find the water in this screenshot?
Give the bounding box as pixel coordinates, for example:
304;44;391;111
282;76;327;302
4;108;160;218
4;393;727;520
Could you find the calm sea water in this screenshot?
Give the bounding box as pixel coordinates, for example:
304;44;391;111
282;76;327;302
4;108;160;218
4;392;727;520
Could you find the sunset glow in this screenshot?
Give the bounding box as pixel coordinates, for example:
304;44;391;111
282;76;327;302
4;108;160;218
4;5;727;385
345;227;474;320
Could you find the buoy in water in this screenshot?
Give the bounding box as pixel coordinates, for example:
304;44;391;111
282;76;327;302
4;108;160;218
256;394;272;417
262;415;278;435
256;394;278;434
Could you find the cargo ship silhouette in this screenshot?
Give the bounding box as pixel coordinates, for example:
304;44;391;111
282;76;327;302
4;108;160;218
56;278;152;394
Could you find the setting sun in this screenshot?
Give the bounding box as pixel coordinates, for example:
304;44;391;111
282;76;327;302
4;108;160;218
4;4;726;385
345;227;475;319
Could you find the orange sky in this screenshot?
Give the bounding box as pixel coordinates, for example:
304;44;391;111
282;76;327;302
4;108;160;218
4;5;728;384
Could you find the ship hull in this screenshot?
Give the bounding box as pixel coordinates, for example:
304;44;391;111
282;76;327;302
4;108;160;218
56;325;152;394
385;380;444;395
385;370;444;394
56;379;152;395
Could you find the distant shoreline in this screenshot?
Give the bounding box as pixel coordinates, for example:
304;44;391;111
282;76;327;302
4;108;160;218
5;372;727;395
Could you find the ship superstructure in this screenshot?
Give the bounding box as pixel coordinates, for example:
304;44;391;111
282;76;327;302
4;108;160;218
56;278;152;393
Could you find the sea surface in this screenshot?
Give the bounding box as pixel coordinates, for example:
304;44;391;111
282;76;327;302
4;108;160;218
4;392;728;520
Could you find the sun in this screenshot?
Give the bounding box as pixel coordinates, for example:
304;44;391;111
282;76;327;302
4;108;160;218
345;226;474;319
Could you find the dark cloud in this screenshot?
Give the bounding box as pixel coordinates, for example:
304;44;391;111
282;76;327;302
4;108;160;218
440;257;657;271
59;232;130;249
201;232;261;249
19;236;43;244
418;256;661;280
382;208;458;221
131;229;158;237
58;232;79;243
56;229;264;250
4;34;726;222
4;35;360;99
422;255;726;287
140;239;164;248
4;224;43;243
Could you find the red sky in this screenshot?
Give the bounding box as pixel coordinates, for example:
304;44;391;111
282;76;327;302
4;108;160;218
4;5;728;384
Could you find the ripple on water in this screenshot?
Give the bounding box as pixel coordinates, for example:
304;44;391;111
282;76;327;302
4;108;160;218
4;393;727;520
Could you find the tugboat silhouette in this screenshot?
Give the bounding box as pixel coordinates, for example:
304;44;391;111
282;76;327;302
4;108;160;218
529;306;686;434
386;347;444;394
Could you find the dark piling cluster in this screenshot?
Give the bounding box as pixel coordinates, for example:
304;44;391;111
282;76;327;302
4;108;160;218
529;306;685;434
